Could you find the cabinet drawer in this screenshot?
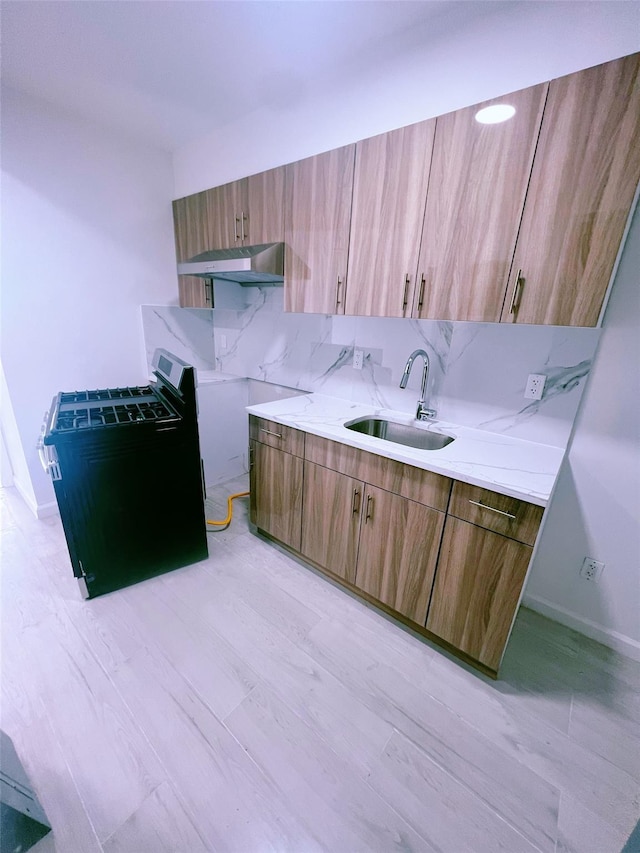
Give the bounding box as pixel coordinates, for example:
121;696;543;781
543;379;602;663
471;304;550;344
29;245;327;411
249;416;305;457
449;481;543;545
305;434;451;511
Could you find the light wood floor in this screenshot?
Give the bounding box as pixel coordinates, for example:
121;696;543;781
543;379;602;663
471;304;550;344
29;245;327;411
1;478;638;853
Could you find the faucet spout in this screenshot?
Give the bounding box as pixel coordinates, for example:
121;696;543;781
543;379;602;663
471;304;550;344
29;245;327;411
399;349;436;421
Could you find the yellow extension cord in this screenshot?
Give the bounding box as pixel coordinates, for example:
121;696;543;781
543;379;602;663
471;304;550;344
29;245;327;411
206;491;250;527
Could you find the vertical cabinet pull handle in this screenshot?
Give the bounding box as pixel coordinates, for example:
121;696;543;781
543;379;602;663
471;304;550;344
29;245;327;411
205;280;213;307
336;276;343;309
234;215;242;243
402;274;410;314
241;211;247;243
365;494;373;523
352;489;361;515
508;269;524;315
417;275;426;311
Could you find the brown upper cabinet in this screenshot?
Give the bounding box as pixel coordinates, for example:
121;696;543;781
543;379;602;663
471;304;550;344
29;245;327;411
502;53;640;326
173;190;213;308
173;52;639;325
345;120;436;318
414;84;548;322
284;145;356;314
173;167;285;307
245;166;286;246
205;179;247;249
206;166;285;249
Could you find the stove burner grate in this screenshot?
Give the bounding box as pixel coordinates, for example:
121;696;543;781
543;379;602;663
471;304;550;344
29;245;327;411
53;398;177;432
60;386;153;405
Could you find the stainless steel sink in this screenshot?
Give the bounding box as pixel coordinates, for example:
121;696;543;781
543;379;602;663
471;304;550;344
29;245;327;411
344;417;455;451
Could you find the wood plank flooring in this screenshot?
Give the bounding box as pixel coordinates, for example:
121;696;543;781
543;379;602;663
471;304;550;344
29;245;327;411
1;479;638;852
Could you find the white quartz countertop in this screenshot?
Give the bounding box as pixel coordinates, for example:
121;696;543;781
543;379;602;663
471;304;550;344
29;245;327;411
246;393;565;507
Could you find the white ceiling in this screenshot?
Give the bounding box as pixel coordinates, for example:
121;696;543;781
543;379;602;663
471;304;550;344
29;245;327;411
1;0;518;151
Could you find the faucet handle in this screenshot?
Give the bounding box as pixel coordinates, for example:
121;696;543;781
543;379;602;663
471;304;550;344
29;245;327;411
416;403;437;421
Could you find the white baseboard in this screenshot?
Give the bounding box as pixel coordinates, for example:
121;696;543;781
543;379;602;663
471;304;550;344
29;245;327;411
36;499;60;519
11;477;59;520
523;593;640;663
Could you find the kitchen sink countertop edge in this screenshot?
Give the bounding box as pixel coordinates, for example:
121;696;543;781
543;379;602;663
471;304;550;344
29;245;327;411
246;393;565;507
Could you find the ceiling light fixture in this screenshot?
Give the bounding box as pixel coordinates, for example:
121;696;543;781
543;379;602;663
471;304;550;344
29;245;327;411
475;104;516;124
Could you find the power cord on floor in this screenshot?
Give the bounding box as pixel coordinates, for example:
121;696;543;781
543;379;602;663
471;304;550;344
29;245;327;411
206;491;250;532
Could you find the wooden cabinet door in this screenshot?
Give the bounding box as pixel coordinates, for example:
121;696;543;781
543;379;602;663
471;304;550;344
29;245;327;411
246;166;285;245
415;84;547;322
173;190;213;308
173;191;210;261
502;53;640;327
426;517;532;671
301;461;362;584
206;179;248;249
249;441;303;551
345;121;435;318
355;485;444;625
284;145;356;314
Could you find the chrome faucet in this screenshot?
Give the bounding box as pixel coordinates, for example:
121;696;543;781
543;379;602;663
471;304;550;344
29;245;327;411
400;349;436;421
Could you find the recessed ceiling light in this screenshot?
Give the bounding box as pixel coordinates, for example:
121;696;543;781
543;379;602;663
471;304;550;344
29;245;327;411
475;104;516;124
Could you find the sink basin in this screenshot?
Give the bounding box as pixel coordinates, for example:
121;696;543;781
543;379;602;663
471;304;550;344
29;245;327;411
344;417;455;451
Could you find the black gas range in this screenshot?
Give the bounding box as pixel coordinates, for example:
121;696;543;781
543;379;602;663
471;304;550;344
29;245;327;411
40;349;208;598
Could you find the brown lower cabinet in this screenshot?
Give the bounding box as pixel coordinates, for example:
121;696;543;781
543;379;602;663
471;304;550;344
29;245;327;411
301;462;445;625
300;462;361;584
353;483;445;625
249;417;545;676
249;440;303;552
425;516;533;671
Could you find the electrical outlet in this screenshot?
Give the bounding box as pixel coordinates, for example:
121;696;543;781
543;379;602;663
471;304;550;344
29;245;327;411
580;557;605;582
525;373;546;400
353;348;364;370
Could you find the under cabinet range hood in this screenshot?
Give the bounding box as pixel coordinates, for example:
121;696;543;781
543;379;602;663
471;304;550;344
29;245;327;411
177;243;284;285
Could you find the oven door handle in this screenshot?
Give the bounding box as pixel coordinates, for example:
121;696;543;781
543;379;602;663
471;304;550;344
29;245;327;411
38;411;62;480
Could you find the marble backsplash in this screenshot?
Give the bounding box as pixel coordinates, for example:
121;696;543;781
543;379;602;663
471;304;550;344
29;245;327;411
141;305;216;373
141;290;601;449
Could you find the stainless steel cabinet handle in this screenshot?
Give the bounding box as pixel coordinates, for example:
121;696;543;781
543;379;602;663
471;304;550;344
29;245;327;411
260;428;283;439
352;488;361;515
241;211;247;243
365;494;374;523
469;499;516;520
234;215;242;242
417;274;426;312
336;276;343;309
508;269;524;315
204;280;213;307
402;274;410;314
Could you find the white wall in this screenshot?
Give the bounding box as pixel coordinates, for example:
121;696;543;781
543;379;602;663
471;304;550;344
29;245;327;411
524;205;640;658
0;87;177;512
173;1;640;196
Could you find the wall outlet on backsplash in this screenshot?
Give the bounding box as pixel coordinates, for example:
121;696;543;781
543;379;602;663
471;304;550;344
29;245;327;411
580;557;604;582
525;373;546;400
353;349;364;370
